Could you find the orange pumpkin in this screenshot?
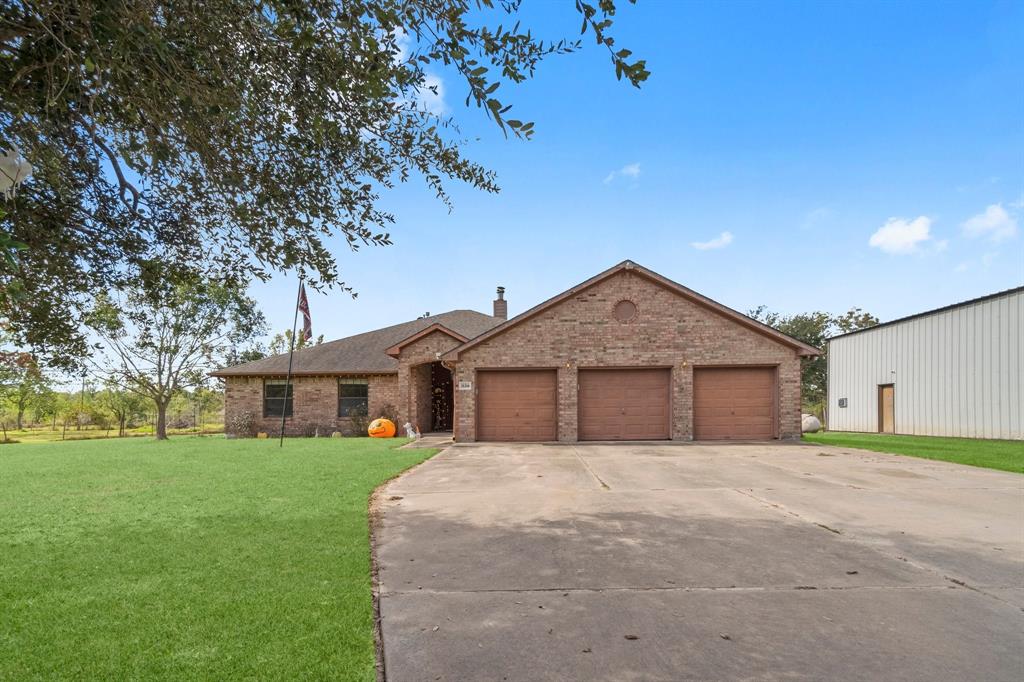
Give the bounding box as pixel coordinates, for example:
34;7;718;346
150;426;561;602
367;418;396;438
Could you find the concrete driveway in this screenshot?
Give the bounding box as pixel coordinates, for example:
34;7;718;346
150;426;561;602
375;443;1023;681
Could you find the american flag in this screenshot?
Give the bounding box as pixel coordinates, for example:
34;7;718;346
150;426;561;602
298;282;312;342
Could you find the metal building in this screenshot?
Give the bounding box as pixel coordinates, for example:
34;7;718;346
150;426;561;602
827;286;1023;440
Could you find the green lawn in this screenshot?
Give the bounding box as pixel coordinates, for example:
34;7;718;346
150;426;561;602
803;431;1023;473
0;436;435;680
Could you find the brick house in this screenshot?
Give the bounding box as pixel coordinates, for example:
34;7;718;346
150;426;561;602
214;261;819;441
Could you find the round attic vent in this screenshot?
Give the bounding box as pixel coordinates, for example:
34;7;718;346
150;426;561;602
613;299;638;323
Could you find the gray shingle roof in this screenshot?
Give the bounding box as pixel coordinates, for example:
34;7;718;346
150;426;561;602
212;309;502;377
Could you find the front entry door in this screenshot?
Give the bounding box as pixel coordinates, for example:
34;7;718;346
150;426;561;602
878;384;895;434
430;362;453;431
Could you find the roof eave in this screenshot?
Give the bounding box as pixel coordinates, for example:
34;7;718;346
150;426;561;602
209;369;399;378
826;284;1024;341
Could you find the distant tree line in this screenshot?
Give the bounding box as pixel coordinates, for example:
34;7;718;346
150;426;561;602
0;353;224;442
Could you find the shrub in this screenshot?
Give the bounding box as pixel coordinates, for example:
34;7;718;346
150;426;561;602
376;403;400;426
169;415;195;429
346;405;369;437
226;410;257;437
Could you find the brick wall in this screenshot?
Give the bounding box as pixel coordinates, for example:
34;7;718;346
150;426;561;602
395;330;462;430
452;270;802;441
223;374;398;436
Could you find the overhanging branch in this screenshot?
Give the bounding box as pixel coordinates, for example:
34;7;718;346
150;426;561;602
75;113;141;213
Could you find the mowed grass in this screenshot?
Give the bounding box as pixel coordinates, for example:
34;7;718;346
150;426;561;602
803;431;1023;473
0;436;435;680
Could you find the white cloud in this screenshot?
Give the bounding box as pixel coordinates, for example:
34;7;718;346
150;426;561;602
419;74;447;116
391;28;447;116
868;216;932;254
603;162;641;185
933;238;949;252
956;176;1001;193
952;251;998;274
961;203;1018;243
800;206;834;230
690;231;734;250
392;27;411;62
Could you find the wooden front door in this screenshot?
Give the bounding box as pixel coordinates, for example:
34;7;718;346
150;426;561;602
878;384;895;434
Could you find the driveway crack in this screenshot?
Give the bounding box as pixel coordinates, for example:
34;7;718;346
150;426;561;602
383;584;959;596
731;487;1022;611
571;446;611;490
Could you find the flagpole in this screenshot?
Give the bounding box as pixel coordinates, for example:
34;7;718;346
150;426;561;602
279;278;303;447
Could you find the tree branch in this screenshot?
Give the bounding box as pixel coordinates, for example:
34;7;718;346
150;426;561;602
74;113;141;213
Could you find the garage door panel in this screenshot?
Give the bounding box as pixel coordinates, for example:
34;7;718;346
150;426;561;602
693;367;775;440
578;368;671;441
477;370;557;442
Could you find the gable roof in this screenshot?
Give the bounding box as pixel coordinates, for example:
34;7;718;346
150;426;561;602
212;310;502;377
385;323;468;358
442;260;821;360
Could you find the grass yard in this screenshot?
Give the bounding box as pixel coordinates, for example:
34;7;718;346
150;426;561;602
0;436;435;680
803;431;1023;474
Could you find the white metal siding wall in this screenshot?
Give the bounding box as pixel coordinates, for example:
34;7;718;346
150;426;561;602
827;289;1022;440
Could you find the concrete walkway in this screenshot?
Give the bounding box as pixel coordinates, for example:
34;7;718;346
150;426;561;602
375;442;1023;681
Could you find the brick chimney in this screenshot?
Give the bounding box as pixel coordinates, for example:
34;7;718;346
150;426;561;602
493;286;507;320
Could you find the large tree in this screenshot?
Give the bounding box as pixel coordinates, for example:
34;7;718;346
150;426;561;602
0;348;50;429
95;384;149;437
748;306;879;414
0;0;647;368
86;279;266;439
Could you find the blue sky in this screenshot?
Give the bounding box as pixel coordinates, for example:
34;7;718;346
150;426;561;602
252;0;1023;344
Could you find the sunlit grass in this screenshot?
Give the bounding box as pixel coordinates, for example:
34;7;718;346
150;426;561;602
0;436;434;680
804;431;1022;473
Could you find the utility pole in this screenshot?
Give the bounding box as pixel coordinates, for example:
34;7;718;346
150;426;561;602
78;373;86;431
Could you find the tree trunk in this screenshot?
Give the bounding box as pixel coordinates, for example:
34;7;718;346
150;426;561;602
155;401;169;440
16;408;24;430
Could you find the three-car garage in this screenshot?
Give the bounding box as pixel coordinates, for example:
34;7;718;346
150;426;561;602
474;365;778;442
446;261;818;443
